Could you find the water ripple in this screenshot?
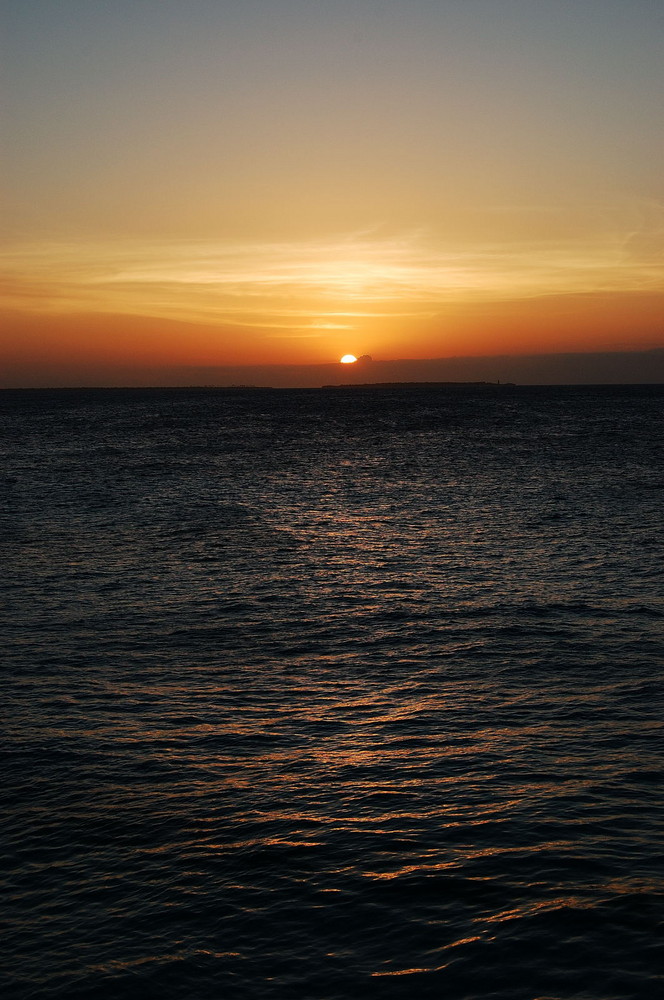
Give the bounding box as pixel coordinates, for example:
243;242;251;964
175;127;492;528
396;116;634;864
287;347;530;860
2;386;663;999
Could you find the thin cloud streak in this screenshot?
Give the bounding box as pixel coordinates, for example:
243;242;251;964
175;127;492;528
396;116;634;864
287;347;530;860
3;214;663;333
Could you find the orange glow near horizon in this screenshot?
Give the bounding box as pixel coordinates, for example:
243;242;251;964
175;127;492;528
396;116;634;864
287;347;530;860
2;227;663;385
3;3;664;385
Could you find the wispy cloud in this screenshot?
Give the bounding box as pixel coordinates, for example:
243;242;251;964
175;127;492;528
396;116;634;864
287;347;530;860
3;209;663;330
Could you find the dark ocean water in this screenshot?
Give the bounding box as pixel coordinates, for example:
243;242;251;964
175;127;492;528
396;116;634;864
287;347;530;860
1;384;663;1000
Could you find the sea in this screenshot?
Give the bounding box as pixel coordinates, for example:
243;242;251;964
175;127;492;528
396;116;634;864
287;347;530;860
1;384;663;1000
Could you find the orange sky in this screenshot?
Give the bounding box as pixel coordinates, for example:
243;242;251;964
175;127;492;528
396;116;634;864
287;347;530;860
2;1;663;385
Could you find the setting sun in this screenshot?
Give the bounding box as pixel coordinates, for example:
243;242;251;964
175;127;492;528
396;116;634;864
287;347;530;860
3;1;664;388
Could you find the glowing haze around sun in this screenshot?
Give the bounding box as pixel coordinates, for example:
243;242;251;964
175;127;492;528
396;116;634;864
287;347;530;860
2;1;664;387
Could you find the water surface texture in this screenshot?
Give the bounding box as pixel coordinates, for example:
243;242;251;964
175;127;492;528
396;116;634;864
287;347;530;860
2;385;663;999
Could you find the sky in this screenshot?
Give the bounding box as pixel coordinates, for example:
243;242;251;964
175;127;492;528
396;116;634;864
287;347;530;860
2;0;663;386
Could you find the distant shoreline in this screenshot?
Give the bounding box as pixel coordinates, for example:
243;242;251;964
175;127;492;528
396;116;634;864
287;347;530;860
4;382;664;393
321;381;515;389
